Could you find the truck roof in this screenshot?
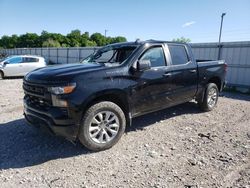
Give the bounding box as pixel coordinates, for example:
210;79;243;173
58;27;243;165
108;40;187;48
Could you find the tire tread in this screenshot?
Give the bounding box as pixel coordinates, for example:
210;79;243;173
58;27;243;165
198;83;219;112
79;101;126;151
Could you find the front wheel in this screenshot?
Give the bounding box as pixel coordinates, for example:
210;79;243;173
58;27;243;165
198;83;219;112
79;101;126;151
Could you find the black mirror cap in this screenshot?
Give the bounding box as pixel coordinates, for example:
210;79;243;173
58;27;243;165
137;60;151;71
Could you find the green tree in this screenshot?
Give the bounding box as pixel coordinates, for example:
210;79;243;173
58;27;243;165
18;33;40;47
67;29;82;47
40;30;50;42
0;35;12;48
40;31;67;46
80;32;91;46
172;37;191;43
0;35;19;48
0;29;127;48
90;33;106;46
111;36;127;43
42;38;61;47
10;34;19;48
85;40;97;46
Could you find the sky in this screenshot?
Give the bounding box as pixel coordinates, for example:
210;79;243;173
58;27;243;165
0;0;250;43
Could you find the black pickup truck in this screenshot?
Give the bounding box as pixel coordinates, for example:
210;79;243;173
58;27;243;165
23;40;226;151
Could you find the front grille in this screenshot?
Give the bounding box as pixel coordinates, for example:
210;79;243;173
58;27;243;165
23;81;52;107
23;82;45;97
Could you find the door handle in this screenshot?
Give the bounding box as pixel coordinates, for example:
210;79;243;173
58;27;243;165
163;73;172;77
189;69;197;73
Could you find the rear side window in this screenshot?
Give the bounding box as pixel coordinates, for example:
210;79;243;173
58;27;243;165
23;57;39;63
140;47;166;67
168;45;189;65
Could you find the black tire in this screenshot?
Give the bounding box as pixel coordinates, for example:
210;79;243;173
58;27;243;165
0;71;4;79
198;83;219;112
79;101;126;151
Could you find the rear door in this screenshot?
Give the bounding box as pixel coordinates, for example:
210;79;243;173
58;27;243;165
3;57;23;76
20;57;40;75
130;45;173;116
167;44;198;103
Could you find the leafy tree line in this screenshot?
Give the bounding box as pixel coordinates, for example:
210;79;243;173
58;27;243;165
0;29;127;49
172;37;191;43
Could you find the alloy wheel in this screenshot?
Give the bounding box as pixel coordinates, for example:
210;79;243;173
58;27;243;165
89;111;120;144
207;87;218;108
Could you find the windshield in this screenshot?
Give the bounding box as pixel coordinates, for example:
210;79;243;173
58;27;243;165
0;56;12;62
80;45;137;67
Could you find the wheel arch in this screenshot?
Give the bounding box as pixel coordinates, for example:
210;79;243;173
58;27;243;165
207;76;222;91
196;76;222;103
80;89;132;127
0;69;4;77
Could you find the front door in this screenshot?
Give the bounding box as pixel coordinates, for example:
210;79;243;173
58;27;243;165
3;56;23;76
129;46;172;116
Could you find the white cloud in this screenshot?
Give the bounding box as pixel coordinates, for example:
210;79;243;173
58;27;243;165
182;21;196;28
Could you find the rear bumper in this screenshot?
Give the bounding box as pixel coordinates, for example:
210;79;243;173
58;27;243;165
23;98;79;141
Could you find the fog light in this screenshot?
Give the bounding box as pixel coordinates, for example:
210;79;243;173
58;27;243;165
51;95;68;107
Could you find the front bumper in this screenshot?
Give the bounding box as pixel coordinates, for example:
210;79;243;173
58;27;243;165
23;98;79;141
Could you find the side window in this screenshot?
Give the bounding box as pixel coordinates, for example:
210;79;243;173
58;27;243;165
168;45;189;65
23;57;39;63
7;57;22;64
140;47;166;67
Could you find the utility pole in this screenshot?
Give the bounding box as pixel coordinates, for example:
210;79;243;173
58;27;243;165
218;13;226;60
105;29;108;38
104;29;108;45
218;13;226;44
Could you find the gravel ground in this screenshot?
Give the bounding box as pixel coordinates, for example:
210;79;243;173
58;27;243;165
0;78;249;188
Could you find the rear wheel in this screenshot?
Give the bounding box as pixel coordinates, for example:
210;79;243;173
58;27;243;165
198;83;219;111
79;101;126;151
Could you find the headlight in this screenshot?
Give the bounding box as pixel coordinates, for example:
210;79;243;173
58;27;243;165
48;83;76;95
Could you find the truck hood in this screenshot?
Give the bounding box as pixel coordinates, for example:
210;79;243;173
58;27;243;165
25;63;105;83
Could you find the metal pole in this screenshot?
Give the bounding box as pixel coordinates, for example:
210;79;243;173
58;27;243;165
57;48;59;64
66;48;69;64
78;48;80;61
105;29;108;38
48;47;50;63
218;13;226;44
104;29;108;45
218;13;226;60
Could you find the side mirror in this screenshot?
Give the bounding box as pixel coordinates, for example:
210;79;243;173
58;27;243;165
137;60;151;71
3;62;9;65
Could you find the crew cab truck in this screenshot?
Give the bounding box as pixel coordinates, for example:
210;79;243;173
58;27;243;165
23;40;226;151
